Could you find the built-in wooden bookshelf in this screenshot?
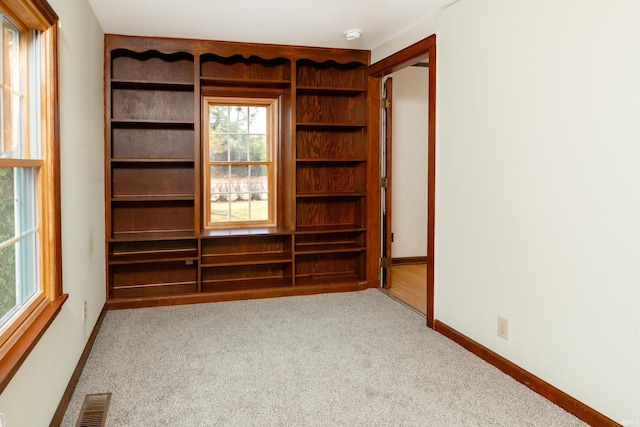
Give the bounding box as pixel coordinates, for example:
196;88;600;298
105;35;370;308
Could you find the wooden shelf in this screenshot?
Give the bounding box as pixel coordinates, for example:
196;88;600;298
111;281;198;290
201;77;290;87
295;243;364;255
111;228;196;241
201;252;292;267
111;158;195;164
111;194;195;202
296;86;365;95
296;122;366;129
105;36;369;305
110;281;199;299
111;80;194;91
295;273;364;287
111;119;194;128
295;225;365;234
201;277;292;293
296;158;365;163
296;192;365;198
109;255;198;265
109;230;196;242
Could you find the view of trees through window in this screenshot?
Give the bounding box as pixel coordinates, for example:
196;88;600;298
208;103;271;224
0;168;16;319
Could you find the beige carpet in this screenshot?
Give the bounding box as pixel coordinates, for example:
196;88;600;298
61;289;587;426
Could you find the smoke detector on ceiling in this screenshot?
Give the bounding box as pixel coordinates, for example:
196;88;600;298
344;30;362;41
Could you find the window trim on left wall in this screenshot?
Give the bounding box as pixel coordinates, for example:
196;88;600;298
0;0;64;394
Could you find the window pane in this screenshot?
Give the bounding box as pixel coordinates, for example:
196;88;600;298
1;17;22;159
248;106;266;133
17;232;37;300
229;199;249;221
16;167;37;233
249;135;266;161
210;134;229;161
2;19;20;91
0;167;15;243
0;243;17;325
209;105;228;133
250;197;268;221
229;134;248;162
210;165;229;201
229;106;248;133
249;165;268;192
0;165;38;329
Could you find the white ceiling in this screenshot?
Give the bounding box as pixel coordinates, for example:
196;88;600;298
87;0;454;51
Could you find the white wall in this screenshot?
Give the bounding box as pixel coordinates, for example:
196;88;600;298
388;66;429;259
0;0;104;424
373;0;640;423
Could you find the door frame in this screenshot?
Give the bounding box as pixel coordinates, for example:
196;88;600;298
382;77;393;288
366;34;436;328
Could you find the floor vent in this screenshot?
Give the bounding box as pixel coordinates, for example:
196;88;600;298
76;393;111;427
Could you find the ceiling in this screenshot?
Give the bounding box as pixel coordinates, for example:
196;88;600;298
87;0;454;51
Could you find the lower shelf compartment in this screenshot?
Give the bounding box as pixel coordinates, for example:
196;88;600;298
295;272;364;287
106;280;369;309
109;261;198;299
201;277;292;293
110;281;198;299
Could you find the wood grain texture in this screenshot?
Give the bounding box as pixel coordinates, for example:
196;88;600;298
105;281;368;310
109;239;199;263
106;34;370;65
112;51;194;83
110;262;198;288
426;42;436;328
296;94;365;124
296;60;365;89
296;163;364;194
296;197;363;228
111;201;195;236
112;164;194;198
295;252;364;278
365;75;381;288
367;35;435;77
105;35;371;304
112;128;195;159
296;128;365;160
112;89;194;122
201;234;292;258
201;54;289;81
386;264;427;313
434;321;622;427
392;257;428;265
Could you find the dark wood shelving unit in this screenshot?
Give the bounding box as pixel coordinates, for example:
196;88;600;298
105;35;370;308
293;59;368;287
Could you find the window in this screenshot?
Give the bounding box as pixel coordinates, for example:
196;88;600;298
203;96;278;228
0;0;63;393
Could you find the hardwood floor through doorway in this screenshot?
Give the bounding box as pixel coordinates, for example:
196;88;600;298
386;264;427;314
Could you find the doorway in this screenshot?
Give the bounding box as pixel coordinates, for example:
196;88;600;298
367;35;436;327
382;64;429;314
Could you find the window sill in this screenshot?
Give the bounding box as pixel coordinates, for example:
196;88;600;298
0;294;68;393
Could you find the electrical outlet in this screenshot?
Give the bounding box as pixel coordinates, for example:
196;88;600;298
82;300;87;322
497;316;509;340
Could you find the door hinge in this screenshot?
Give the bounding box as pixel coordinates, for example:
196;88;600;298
381;257;390;268
382;98;390;109
380;177;389;188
